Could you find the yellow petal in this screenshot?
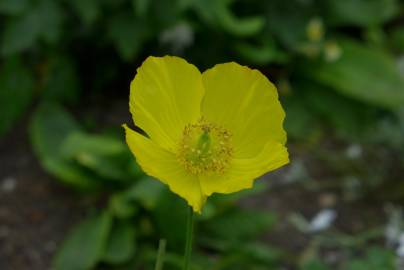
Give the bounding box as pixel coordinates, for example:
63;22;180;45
201;62;286;158
130;56;204;152
199;141;289;196
123;125;206;212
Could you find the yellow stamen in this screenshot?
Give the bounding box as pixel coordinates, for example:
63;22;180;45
178;119;233;175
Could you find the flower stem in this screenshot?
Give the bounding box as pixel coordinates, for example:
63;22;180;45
154;239;166;270
183;206;194;270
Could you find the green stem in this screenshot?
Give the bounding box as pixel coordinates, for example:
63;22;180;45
154;239;167;270
183;206;194;270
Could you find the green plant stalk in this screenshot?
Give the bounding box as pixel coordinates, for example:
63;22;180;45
155;238;167;270
183;206;194;270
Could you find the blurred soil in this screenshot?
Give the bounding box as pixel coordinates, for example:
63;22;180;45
0;116;86;270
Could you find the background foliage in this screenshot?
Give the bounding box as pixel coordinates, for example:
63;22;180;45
1;0;404;269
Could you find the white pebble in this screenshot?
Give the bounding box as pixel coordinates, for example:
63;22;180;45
1;177;16;192
308;209;337;233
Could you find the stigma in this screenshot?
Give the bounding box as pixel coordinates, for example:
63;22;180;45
178;119;233;175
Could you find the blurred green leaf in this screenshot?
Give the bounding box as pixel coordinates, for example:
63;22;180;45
238;242;282;265
42;56;80;104
0;0;29;15
108;13;150;61
132;0;150;17
325;0;399;27
301;260;330;270
210;181;268;206
347;246;395;270
283;95;320;140
36;0;64;44
30;103;101;190
193;0;265;37
301;82;379;140
0;57;34;136
307;40;404;109
235;39;290;65
124;177;165;209
203;209;276;242
1;11;41;55
1;0;64;55
109;194;139;218
70;0;100;25
211;242;281;270
61;131;139;181
391;27;404;52
62;132;127;158
154;189;188;251
102;219;136;264
109;177;163;218
216;7;265;37
53;211;113;270
264;0;315;49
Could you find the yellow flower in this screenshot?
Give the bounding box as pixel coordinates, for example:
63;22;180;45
124;56;289;213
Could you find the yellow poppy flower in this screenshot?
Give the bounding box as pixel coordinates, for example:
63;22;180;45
124;56;289;213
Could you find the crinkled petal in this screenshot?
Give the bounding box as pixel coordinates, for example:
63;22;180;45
201;62;286;158
199;141;289;196
130;56;204;152
124;125;206;212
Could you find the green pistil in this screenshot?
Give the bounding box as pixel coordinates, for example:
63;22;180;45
196;130;211;157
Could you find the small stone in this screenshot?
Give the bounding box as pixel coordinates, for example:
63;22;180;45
308;209;337;233
1;177;17;193
345;144;362;159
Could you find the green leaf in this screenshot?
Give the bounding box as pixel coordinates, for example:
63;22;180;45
283;95;320;141
102;219;136;264
61;131;140;181
1;0;64;55
42;56;80;104
1;11;41;55
0;57;34;136
307;40;404;109
301;260;330;270
36;0;64;44
123;177;165;209
298;81;379;140
30;103;80;159
0;0;29;15
210;181;268;205
235;40;290;65
347;246;395;270
264;0;315;49
53;211;113;270
238;242;282;265
216;7;265;37
107;14;149;61
132;0;150;17
70;0;100;25
109;194;139;218
30;103;101;190
203;209;277;242
153;189;188;251
62;132;127;158
108;177;163;218
193;0;264;37
325;0;399;27
210;243;282;270
391;27;404;52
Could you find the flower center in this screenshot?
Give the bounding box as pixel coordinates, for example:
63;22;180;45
178;119;233;175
